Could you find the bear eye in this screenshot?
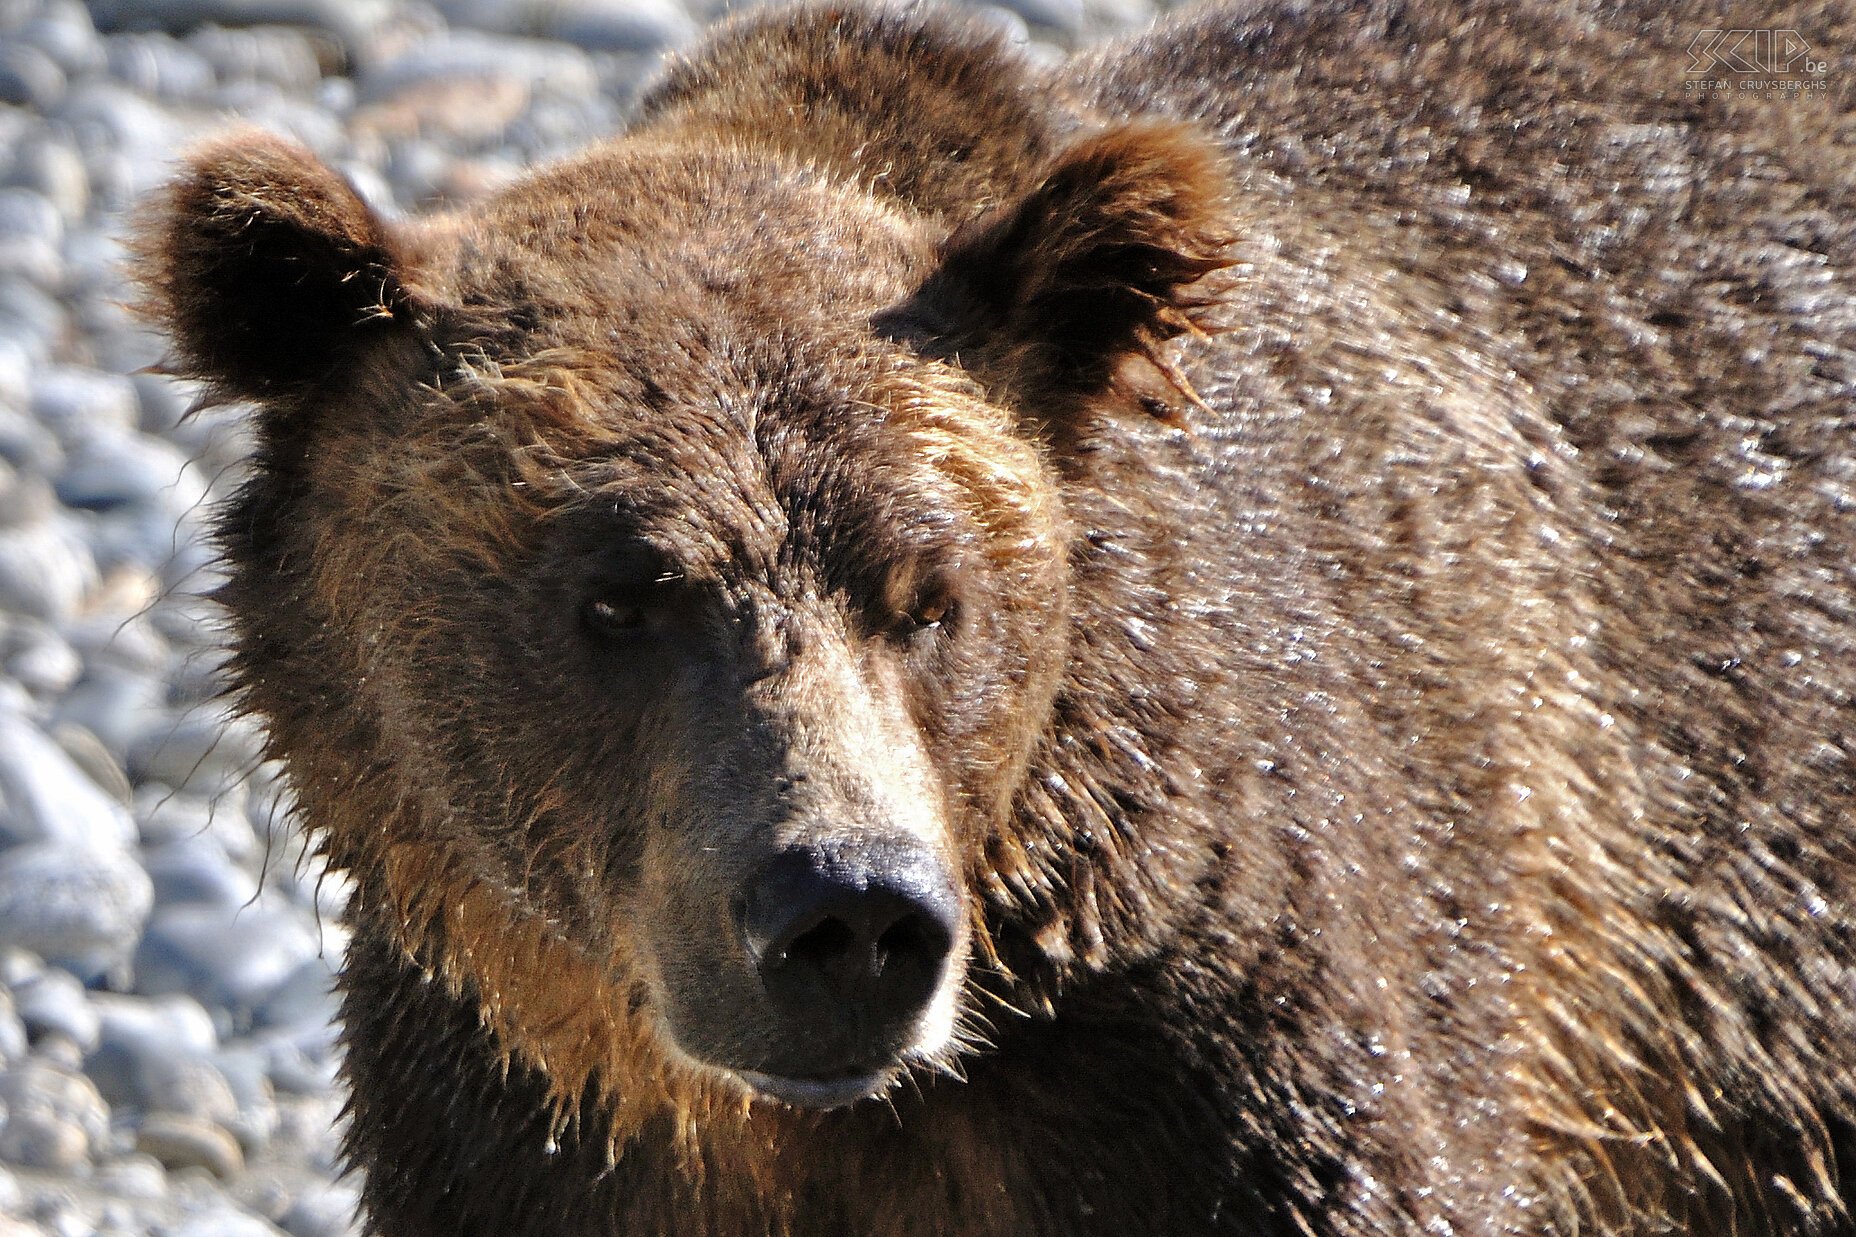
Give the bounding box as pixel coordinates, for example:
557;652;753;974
578;546;682;645
582;596;649;639
885;583;957;642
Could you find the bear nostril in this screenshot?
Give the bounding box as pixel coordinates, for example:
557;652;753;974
743;844;959;1028
876;913;946;974
786;916;858;975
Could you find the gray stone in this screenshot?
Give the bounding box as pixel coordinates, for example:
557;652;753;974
12;966;100;1052
0;41;66;111
89;992;220;1073
94;1152;168;1200
18;0;103;77
0;946;43;987
50;722;134;807
4;135;89;223
278;1182;360;1237
437;0;694;49
66;600;169;673
129;707;265;796
185;25;328;91
94;507;216;587
53;666;168;765
0;987;25;1064
0;273;65;358
133;371;198;437
360;31;598;103
0;506;96;622
56;429;201;513
993;0;1086;34
57;79;175;163
133;904;321;1027
142;836;260;909
105;34;216;101
0;456;47;524
0;842;151;980
30;366;140;439
137;1053;241;1126
253;957;336;1032
0;186;64;287
6;622;81;695
211;1047;278;1150
160;1209;290;1237
87;991;232;1117
0;709;138;848
0;335;32;411
0;1110;88;1170
0;1055;109;1150
133;791;222;849
257;1025;337;1096
135;1113;242;1180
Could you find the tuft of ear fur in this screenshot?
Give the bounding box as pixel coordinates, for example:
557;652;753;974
135;132;424;403
907;122;1235;416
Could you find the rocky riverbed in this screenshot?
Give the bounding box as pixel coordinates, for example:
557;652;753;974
0;0;1168;1231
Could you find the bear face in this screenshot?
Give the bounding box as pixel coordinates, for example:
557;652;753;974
137;29;1230;1127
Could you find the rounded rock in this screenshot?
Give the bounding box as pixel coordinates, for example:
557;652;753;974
278;1182;361;1237
53;666;168;766
29;366;139;439
129;707;265;796
2;135;88;225
993;0;1086;34
142;837;260;910
104;33;214;101
0;988;25;1065
0;42;66;110
138;1053;241;1126
253;957;336;1033
0;1055;109;1148
94;1151;168;1200
5;623;81;696
211;1047;278;1151
134;1113;242;1180
0;273;64;356
0;187;63;287
133;904;321;1027
0;406;63;478
0;709;138;848
51;722;134;806
0;1111;88;1171
0;506;95;622
18;0;102;77
12;966;100;1052
547;0;697;52
185;24;330;90
87;992;221;1110
0;842;152;980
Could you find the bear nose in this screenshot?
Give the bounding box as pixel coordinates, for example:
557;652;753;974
740;844;958;1027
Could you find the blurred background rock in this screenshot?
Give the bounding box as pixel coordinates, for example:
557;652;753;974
0;0;1169;1230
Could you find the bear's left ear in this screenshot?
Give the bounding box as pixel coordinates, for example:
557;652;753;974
136;132;434;407
903;122;1233;418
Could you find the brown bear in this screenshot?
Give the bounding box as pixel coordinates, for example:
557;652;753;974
136;0;1856;1233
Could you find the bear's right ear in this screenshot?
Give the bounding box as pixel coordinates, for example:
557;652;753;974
894;122;1233;423
137;133;428;404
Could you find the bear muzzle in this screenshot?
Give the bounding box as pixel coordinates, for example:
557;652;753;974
728;841;961;1106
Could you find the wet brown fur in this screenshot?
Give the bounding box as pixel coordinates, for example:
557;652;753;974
135;1;1856;1234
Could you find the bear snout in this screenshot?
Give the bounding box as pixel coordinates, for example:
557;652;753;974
742;843;958;1010
731;843;960;1097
